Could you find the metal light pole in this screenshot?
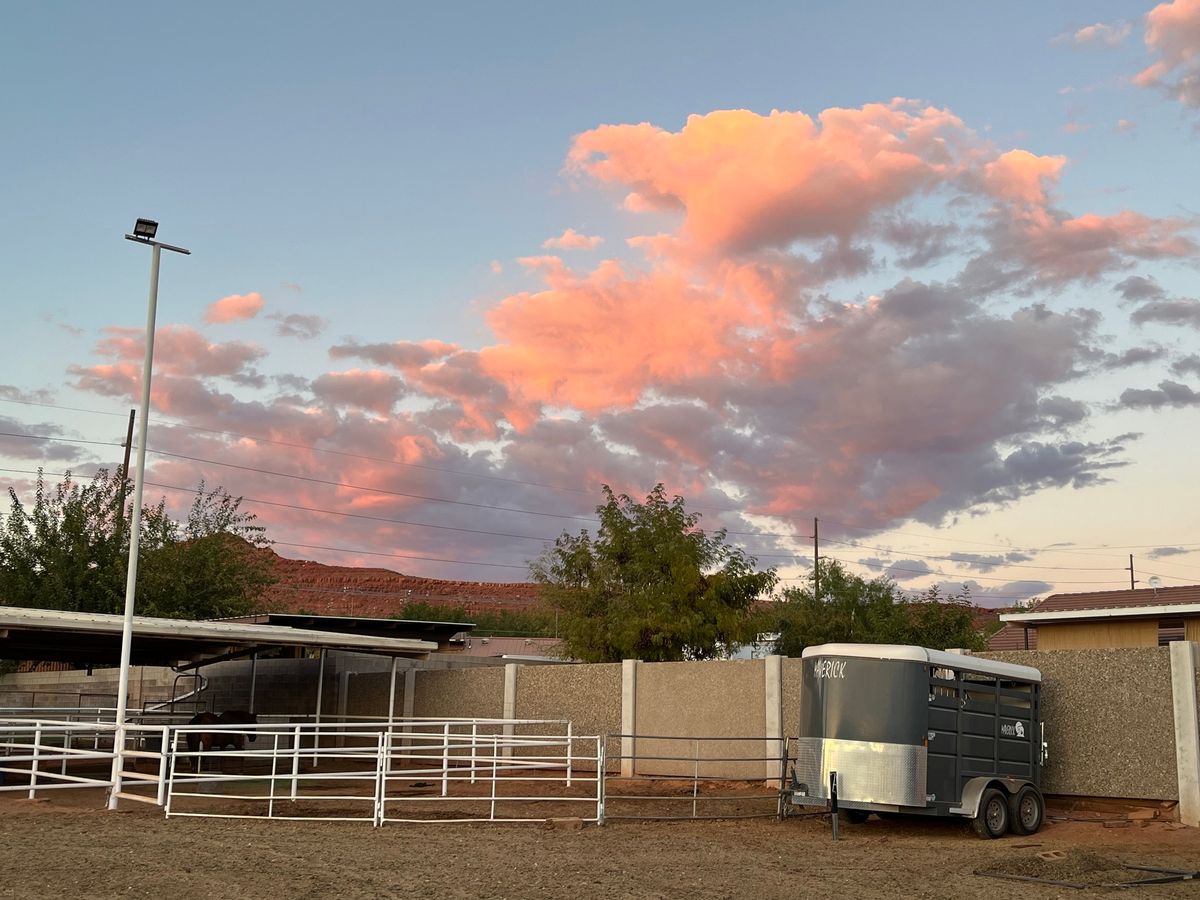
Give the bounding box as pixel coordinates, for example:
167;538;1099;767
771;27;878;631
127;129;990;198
108;219;190;809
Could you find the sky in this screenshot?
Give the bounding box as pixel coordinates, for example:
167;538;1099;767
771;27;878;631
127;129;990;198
2;1;1199;607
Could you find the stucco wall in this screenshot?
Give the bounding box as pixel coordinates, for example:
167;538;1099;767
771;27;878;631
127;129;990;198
514;662;621;740
782;657;803;741
412;666;505;720
633;659;768;778
984;647;1177;800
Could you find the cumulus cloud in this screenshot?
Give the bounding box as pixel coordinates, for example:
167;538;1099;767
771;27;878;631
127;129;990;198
1171;354;1200;376
205;292;265;323
1056;21;1132;47
1119;379;1200;408
946;551;1035;573
1130;297;1200;327
0;414;82;462
1116;274;1166;302
1101;345;1167;368
311;370;406;416
1149;545;1191;558
542;228;604;250
52;100;1200;581
268;313;327;339
1137;0;1200;107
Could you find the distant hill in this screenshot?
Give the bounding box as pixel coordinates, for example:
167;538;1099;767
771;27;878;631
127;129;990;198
257;546;541;618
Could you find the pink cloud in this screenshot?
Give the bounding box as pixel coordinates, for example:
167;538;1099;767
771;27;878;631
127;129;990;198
205;292;265;323
58;101;1197;582
981;149;1067;206
1137;0;1200;106
1060;21;1132;46
311;369;407;416
542;228;604;250
569;102;970;253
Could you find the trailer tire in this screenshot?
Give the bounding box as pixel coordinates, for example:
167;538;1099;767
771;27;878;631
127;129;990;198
841;809;870;824
1007;785;1043;835
972;788;1009;839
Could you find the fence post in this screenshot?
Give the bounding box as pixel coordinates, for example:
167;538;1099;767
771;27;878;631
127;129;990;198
28;722;42;800
1170;641;1200;827
470;721;478;785
290;725;301;801
164;728;179;818
502;664;518;760
373;731;387;827
566;721;573;787
764;654;784;784
621;659;639;777
441;722;450;798
490;733;499;821
156;725;169;806
268;731;279;820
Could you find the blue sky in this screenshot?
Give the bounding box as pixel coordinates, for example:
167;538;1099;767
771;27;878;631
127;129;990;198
2;1;1199;603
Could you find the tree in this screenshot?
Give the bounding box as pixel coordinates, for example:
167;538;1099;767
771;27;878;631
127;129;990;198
530;485;778;662
0;469;275;620
770;559;985;656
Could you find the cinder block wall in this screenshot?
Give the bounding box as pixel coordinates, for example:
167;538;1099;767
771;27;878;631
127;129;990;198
983;647;1177;800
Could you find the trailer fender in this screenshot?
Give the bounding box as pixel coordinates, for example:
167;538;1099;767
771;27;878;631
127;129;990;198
950;777;1037;818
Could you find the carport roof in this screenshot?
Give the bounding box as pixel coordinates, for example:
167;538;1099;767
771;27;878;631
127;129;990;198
0;607;436;667
225;613;471;651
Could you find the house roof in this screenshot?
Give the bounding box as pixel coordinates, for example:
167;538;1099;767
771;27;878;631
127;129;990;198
1000;584;1200;626
986;622;1037;651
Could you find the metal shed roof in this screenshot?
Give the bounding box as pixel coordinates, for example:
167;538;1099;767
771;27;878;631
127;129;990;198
0;607;436;667
802;643;1042;682
224;612;471;651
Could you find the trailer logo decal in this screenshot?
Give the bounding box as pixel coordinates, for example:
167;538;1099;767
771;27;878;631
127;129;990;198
1000;721;1026;738
813;659;846;679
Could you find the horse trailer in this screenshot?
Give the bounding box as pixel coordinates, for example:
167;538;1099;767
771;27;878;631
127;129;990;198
787;643;1045;838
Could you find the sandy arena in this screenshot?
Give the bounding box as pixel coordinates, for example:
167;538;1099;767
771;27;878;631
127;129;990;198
1;792;1198;899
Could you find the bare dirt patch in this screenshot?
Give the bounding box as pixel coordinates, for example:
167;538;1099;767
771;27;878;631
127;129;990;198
2;793;1199;900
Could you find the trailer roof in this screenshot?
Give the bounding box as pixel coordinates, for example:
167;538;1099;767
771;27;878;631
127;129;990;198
801;643;1041;683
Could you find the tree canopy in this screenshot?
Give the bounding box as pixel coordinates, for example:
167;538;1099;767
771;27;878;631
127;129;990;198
530;485;778;662
0;469;275;621
769;558;985;656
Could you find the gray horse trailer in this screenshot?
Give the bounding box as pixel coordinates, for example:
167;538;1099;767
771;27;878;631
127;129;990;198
787;643;1045;838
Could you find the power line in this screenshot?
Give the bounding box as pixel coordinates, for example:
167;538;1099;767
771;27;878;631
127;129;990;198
270;540;528;571
2;422;1198;582
4;399;1199;559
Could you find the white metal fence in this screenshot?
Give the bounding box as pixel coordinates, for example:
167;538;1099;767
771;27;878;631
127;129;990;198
2;710;788;826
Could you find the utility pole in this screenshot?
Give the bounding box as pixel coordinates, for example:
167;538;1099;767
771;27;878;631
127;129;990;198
813;517;820;601
1127;554;1136;591
114;409;135;538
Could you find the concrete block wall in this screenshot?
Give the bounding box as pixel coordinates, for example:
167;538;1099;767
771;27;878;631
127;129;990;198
983;647;1178;800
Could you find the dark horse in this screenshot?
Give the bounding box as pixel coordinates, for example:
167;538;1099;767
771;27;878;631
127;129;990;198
185;710;259;772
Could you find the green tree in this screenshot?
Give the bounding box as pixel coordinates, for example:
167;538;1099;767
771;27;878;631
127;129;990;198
0;469;275;620
770;559;985;656
530;485;777;662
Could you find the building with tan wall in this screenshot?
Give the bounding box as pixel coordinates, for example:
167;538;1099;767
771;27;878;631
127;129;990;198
994;584;1200;651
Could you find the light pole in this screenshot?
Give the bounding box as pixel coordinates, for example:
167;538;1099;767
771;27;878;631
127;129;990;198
108;219;190;810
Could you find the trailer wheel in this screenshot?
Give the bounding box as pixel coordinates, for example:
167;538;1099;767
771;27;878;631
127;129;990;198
972;788;1009;839
841;809;870;824
1007;786;1043;835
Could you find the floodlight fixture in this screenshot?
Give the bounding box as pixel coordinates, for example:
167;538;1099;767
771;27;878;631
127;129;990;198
132;218;158;240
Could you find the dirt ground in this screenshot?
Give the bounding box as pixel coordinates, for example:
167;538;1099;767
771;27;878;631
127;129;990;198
1;793;1198;899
